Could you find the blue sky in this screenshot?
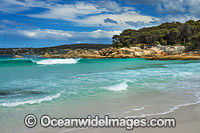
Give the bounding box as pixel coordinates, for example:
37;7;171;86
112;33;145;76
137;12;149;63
0;0;199;48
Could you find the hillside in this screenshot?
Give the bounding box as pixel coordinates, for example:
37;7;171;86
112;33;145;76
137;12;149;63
0;44;111;55
112;20;200;50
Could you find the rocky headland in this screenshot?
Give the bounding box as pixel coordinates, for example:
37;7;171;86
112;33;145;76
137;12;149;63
39;45;200;60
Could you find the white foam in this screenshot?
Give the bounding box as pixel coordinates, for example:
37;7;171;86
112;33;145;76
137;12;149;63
0;93;61;107
105;82;128;91
125;100;200;118
125;107;145;114
36;59;78;65
133;107;145;111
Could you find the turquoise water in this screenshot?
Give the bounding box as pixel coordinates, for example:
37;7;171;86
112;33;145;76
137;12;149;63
0;57;200;131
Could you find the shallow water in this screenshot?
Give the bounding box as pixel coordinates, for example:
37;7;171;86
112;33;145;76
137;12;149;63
0;56;200;132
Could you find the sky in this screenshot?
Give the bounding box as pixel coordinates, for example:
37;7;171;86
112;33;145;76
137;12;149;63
0;0;199;48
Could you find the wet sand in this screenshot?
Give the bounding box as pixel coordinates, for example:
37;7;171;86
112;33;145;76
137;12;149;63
58;103;200;133
13;102;200;133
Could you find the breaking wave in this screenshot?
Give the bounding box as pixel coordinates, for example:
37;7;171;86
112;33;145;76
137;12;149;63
36;59;78;65
0;58;80;65
0;93;61;107
104;82;128;91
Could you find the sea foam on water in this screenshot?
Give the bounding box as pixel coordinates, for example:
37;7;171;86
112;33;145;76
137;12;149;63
36;59;78;65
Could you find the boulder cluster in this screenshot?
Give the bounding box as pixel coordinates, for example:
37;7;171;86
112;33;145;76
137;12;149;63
42;45;191;59
12;45;200;60
13;55;24;58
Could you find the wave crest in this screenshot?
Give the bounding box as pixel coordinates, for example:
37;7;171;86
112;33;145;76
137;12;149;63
105;82;128;91
0;93;61;107
36;59;78;65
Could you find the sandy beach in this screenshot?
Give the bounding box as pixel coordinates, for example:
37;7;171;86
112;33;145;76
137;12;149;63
1;58;200;133
1;1;200;133
16;101;200;133
59;103;200;133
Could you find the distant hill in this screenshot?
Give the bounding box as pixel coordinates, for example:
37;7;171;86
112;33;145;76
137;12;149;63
0;44;112;55
49;43;112;50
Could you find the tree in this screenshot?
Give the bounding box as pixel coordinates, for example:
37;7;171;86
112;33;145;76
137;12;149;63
112;35;121;47
168;28;180;44
121;36;132;47
112;20;200;48
178;24;191;44
189;32;200;48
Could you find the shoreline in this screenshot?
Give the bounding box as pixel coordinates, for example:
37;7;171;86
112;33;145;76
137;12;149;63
1;95;200;133
9;46;200;60
17;101;200;133
1;47;200;133
143;55;200;60
11;55;200;60
63;103;200;133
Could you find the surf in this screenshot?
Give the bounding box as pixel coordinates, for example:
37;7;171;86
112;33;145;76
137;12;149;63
0;93;61;107
0;58;80;65
35;58;78;65
104;82;128;91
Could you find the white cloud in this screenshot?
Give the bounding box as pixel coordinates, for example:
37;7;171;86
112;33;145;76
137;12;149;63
0;26;121;44
126;0;167;4
127;0;200;16
28;2;105;21
0;0;199;32
1;19;23;25
1;0;56;8
97;0;124;13
185;0;200;16
0;0;159;29
72;11;159;29
157;0;186;13
17;28;121;40
157;0;200;16
164;14;199;23
0;19;37;29
0;0;30;13
19;29;72;40
27;2;159;29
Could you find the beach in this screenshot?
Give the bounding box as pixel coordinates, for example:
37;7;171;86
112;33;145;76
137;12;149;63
0;57;200;133
66;103;200;133
13;102;200;133
0;0;200;132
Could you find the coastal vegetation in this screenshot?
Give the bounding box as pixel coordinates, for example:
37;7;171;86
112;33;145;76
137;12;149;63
112;20;200;50
0;44;111;55
1;20;200;60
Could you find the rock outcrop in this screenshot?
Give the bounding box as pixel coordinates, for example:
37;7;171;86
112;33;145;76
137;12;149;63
154;45;185;55
13;55;24;58
41;45;200;60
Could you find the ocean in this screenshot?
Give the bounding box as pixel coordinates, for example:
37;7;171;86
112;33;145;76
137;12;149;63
0;56;200;132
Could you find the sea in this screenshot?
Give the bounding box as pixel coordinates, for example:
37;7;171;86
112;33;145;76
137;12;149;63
0;56;200;132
